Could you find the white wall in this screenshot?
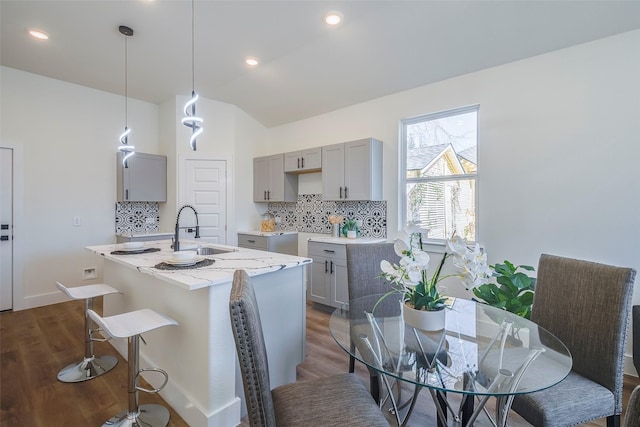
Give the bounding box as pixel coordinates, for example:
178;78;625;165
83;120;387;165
0;66;159;309
265;30;640;371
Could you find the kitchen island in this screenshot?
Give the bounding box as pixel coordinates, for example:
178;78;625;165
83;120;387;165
87;240;311;427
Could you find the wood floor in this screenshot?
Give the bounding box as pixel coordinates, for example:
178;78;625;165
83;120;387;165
1;299;638;426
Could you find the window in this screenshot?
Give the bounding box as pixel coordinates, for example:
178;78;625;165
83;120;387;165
400;105;478;241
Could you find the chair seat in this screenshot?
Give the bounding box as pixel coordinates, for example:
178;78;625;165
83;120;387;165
511;371;615;427
56;281;120;300
272;373;389;427
87;308;178;338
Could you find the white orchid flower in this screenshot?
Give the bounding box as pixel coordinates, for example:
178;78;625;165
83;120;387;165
447;235;468;257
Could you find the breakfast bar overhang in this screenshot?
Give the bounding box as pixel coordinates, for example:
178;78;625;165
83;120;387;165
87;241;311;427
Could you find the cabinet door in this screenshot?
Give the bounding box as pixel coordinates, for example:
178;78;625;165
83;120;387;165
309;256;330;305
267;154;285;201
253;157;269;202
300;147;322;171
117;152;167;202
284;151;302;172
322;143;345;200
344;138;383;201
331;257;349;307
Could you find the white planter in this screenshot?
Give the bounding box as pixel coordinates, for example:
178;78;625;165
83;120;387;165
402;303;446;331
346;230;357;239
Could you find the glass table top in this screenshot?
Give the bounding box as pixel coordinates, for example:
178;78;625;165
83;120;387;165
329;295;572;397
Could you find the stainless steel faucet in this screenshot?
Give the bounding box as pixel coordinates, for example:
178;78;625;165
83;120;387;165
173;204;200;252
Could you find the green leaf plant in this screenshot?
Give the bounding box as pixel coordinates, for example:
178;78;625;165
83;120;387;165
472;260;536;319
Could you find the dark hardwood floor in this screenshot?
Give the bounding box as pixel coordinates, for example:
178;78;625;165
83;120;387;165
1;299;638;426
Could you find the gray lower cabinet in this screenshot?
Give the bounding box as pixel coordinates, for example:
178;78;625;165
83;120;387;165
237;233;298;255
308;242;348;308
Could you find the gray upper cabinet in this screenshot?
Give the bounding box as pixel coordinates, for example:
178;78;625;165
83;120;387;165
253;154;298;202
322;138;383;201
117;152;167;202
284;147;322;173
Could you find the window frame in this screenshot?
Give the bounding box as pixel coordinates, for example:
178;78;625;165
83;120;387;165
399;104;480;244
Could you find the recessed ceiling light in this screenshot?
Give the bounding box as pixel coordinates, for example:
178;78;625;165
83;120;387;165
324;11;343;26
245;56;259;67
28;29;49;40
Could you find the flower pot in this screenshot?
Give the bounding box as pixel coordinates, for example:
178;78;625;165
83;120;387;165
346;230;357;239
402;302;446;331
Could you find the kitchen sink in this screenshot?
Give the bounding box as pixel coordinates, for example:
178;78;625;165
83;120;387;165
197;246;234;255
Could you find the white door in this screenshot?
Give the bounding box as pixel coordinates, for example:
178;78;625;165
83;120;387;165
0;148;13;311
184;159;227;244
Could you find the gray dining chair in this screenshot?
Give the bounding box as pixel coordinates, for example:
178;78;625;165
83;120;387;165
229;269;389;427
345;242;400;403
511;254;636;427
625;385;640;427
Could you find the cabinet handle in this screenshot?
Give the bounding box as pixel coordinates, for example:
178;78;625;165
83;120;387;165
267;190;270;200
344;187;348;199
264;190;267;200
323;249;335;253
0;236;8;241
325;260;328;273
330;261;334;274
125;189;129;200
247;239;255;243
301;157;304;168
339;187;343;199
297;158;300;168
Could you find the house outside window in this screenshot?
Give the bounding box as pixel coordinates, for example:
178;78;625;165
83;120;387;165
400;105;479;242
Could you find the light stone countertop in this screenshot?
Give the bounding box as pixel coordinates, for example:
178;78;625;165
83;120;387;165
86;240;311;291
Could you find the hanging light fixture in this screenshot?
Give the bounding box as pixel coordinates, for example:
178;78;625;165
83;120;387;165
182;0;203;150
117;25;135;167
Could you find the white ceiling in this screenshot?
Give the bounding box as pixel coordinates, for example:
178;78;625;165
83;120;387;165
2;0;640;128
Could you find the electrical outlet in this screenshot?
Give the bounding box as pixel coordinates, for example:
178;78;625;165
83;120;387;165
82;267;97;280
145;217;155;225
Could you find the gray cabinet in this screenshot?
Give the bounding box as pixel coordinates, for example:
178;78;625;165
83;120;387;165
117;152;167;202
284;147;322;173
237;233;298;255
322;138;383;201
308;242;348;308
253;154;298;202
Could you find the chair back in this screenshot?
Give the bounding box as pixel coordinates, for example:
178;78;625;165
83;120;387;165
229;270;276;427
346;242;399;300
624;385;640;427
532;254;636;413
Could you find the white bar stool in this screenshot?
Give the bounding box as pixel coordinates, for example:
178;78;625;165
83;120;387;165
55;281;121;382
88;308;178;427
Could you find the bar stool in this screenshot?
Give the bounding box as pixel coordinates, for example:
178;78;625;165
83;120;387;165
88;308;178;427
55;281;121;382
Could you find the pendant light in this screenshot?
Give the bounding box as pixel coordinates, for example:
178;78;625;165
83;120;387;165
181;0;203;151
117;25;135;167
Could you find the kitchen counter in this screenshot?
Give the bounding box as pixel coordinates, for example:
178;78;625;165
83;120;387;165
307;236;387;245
87;240;309;427
87;240;310;291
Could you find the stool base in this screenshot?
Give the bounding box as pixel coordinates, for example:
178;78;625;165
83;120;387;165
57;355;118;383
102;404;170;427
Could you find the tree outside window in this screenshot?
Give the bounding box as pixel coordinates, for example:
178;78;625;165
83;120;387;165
401;106;478;241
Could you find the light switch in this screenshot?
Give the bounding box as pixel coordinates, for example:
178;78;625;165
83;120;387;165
73;216;82;227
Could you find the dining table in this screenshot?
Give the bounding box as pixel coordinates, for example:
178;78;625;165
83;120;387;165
329;294;572;427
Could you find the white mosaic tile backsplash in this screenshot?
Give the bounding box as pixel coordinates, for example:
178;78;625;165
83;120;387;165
115;202;159;234
268;194;387;238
